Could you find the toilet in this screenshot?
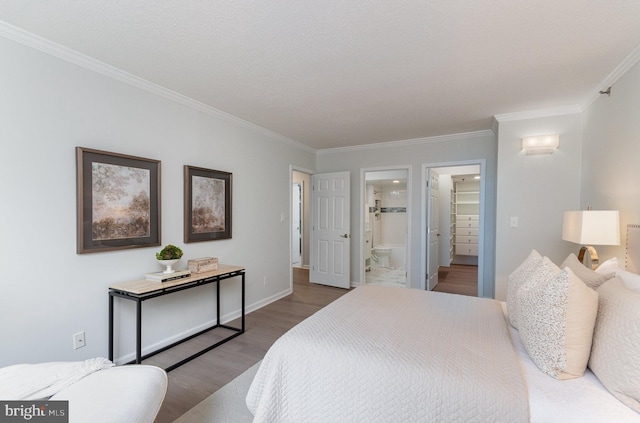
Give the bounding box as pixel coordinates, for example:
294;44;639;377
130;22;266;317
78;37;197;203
372;247;392;268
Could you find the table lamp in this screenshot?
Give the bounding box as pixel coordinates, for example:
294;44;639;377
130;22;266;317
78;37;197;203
562;209;620;269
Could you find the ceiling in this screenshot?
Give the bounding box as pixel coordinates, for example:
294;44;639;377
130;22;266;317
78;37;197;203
1;1;640;150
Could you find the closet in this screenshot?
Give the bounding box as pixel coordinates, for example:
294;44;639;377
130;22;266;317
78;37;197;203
453;177;479;261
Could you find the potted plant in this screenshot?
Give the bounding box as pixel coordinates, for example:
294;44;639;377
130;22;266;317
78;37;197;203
156;244;184;274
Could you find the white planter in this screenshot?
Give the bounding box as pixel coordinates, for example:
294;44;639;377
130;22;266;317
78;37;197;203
157;259;180;274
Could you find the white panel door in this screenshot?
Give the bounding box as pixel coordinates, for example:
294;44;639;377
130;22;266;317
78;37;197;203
426;169;440;290
292;183;302;265
310;171;350;289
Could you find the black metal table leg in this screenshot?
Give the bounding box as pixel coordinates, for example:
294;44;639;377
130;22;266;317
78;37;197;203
136;298;142;364
216;277;220;324
108;293;114;361
241;272;245;332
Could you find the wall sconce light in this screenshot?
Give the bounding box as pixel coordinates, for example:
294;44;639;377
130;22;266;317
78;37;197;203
562;209;620;269
522;134;560;155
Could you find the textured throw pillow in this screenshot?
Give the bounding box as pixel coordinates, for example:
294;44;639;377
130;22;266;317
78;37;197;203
589;277;640;413
561;253;615;289
595;256;621;275
506;250;543;329
595;257;640;293
517;263;598;380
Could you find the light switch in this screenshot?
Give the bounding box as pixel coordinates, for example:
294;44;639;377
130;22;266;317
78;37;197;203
510;217;519;228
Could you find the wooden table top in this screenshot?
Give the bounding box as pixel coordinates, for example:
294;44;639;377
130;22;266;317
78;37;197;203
109;264;245;295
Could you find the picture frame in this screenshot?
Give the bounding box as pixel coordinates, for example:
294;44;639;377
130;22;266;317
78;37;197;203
76;147;161;254
184;165;232;243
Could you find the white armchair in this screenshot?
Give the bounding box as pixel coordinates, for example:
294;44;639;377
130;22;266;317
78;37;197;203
51;365;167;423
0;360;167;423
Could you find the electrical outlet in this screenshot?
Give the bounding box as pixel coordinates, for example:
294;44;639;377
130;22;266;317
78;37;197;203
263;276;269;286
73;331;86;350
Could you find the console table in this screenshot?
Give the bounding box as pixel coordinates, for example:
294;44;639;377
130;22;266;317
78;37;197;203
108;264;245;372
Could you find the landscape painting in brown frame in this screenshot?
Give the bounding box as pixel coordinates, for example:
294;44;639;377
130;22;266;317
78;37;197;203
184;165;232;243
76;147;161;254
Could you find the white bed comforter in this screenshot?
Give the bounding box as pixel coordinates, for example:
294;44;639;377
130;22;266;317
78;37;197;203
246;285;529;423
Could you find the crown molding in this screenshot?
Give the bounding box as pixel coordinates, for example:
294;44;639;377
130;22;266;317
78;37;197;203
6;16;639;157
316;130;495;155
580;42;640;111
494;105;582;123
491;116;500;134
0;20;316;155
495;42;640;122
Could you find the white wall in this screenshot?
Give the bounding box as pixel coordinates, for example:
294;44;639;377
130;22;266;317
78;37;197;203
316;132;498;296
581;59;640;261
0;35;314;366
494;113;582;300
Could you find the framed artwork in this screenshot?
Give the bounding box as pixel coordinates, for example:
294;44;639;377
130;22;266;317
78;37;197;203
76;147;161;254
184;165;232;243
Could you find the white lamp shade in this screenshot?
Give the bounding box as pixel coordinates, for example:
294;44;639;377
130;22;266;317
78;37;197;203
522;134;559;155
562;210;620;245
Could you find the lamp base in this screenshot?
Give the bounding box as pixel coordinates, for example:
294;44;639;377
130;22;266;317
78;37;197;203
577;245;599;270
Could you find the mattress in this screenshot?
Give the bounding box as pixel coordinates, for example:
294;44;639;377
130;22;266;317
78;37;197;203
502;302;640;422
247;285;529;423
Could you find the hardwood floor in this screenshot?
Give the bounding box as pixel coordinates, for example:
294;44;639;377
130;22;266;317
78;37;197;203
433;264;478;297
153;267;348;422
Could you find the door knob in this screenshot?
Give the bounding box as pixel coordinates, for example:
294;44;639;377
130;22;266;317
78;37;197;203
339;234;350;238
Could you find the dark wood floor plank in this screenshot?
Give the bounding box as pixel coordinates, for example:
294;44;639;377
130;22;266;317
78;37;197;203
433;264;478;297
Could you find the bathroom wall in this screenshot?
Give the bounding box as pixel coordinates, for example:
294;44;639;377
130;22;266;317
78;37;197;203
365;181;408;270
365;181;407;246
379;186;407;246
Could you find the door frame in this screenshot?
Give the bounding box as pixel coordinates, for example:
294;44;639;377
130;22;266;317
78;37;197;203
421;160;486;296
426;168;441;291
360;165;412;288
290;165;313;293
292;182;303;265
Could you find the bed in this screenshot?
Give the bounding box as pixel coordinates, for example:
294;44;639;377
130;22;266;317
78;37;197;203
246;226;640;422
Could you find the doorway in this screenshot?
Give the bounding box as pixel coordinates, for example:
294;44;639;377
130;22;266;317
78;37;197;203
422;161;484;297
292;182;302;267
361;166;411;288
291;169;312;290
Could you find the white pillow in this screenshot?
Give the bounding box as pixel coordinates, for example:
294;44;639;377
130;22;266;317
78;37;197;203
517;262;598;380
561;253;614;289
506;250;543;329
589;277;640;412
596;256;621;275
595;257;640;293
